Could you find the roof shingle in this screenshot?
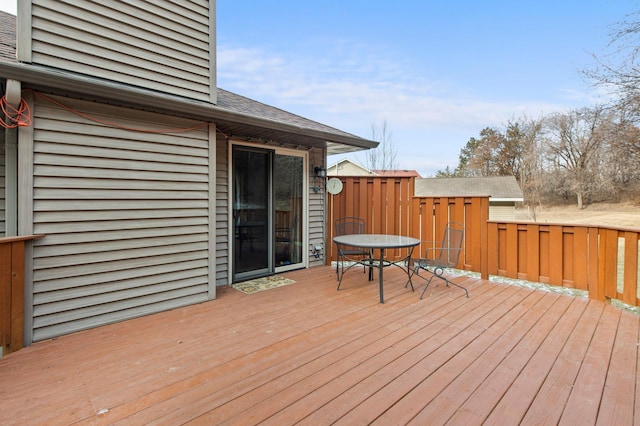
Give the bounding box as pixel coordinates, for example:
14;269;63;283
0;11;374;153
0;11;16;63
415;176;524;200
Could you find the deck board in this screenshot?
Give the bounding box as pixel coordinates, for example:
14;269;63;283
0;266;638;425
561;303;621;425
483;295;588;424
429;292;571;425
520;299;605;425
368;285;538;425
596;308;639;425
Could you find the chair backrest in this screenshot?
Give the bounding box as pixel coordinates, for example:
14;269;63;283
434;222;464;268
335;216;365;236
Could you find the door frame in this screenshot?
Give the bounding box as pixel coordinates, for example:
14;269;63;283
228;140;309;283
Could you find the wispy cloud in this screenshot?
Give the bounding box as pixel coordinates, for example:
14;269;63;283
217;42;590;175
218;44;572;132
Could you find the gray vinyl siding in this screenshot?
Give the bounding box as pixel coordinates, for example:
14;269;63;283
29;95;214;341
215;133;228;285
0;135;5;236
308;148;326;267
489;203;516;221
28;0;215;103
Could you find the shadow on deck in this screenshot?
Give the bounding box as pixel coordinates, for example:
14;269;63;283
0;266;638;425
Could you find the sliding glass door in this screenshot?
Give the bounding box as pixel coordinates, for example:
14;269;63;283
274;154;303;269
232;145;306;282
233;146;272;280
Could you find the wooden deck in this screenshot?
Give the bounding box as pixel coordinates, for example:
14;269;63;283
1;266;639;425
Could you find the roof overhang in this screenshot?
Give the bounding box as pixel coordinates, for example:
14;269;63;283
0;61;377;155
490;197;524;203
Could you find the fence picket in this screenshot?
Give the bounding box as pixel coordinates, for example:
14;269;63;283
325;175;639;307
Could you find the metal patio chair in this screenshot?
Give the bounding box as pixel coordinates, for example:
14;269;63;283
409;221;469;298
334;216;372;285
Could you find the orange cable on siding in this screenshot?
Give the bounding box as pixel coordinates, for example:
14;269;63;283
0;95;32;128
32;90;210;134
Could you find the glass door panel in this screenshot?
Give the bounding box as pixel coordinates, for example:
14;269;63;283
274;154;304;269
232;146;272;280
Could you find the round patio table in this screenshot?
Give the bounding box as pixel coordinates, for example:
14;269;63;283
333;234;420;303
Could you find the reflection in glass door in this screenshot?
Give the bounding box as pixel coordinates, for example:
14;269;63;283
233;146;271;280
274;154;303;270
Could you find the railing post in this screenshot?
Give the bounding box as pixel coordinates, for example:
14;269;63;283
0;235;44;356
623;231;639;306
598;229;618;302
479;197;490;280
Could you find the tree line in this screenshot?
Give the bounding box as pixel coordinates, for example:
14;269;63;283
437;11;640;209
436;107;640;209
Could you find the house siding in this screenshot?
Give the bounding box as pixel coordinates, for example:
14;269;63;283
215;133;229;286
27;0;215;103
327;160;372;176
308;148;326;266
0;135;4;236
27;95;214;341
489;203;516;221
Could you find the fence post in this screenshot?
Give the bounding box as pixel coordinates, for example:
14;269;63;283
595;228;615;302
622;231;639;306
479;197;490;280
0;235;43;356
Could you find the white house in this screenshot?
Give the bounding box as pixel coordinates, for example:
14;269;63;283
327;158;373;176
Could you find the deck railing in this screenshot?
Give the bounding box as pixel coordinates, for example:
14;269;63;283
0;235;43;356
326;176;640;307
488;222;640;306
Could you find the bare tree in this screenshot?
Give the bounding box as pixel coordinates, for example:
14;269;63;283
544;107;607;209
366;120;398;171
582;10;640;201
585;11;640;121
598;110;640;198
512;115;545;213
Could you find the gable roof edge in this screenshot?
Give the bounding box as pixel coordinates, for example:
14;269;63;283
0;61;378;151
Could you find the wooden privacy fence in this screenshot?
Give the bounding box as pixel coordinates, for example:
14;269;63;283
326;176;640;307
408;196;489;276
326;176;489;275
488;222;640;306
326;176;415;263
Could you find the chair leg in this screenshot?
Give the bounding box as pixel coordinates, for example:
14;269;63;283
336;255;343;289
412;266;469;299
406;273;414;292
336;252;377;290
405;264;417;291
406;264;430;295
419;274;437;299
336;255;352;290
442;277;469;298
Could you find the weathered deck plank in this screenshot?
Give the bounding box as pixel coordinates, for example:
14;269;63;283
596;308;639;425
0;266;638;425
425;292;573;425
483;296;588;424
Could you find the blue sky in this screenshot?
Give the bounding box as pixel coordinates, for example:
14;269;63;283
1;1;637;175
